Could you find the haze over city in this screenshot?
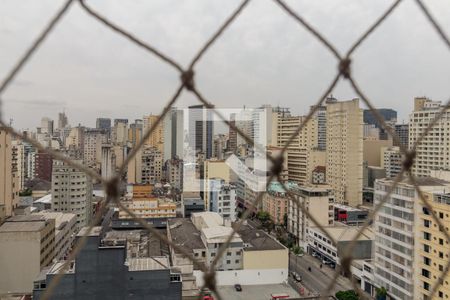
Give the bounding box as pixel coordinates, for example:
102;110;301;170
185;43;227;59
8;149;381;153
1;0;450;130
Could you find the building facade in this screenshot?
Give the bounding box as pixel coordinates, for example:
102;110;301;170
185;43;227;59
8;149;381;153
51;160;93;229
0;127;19;218
326;99;363;206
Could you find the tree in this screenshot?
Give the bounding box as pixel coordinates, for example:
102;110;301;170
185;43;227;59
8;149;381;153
335;290;359;300
293;246;301;255
375;287;387;300
256;211;271;223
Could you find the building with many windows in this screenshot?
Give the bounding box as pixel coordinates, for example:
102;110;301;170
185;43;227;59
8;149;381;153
326;99;363;206
51;160;93;230
0;127;19;219
373;176;450;300
208;178;237;221
409;97;450;177
381;146;402;179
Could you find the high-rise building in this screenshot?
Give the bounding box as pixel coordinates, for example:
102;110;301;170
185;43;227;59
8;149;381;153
381;146;402;178
96;117;111;131
51;160;93;229
57;112;68;130
272;108;319;186
112;119;128;146
0;128;19;218
188;105;213;159
394;124;409;149
0;215;55;294
163;108;184;161
127;145;163;185
83;128;107;169
65;126;85;151
409;97;449;177
128;119;143;147
287;184;334;247
373;176;450;300
364;109;397;140
35;149;53;182
326;99;363;206
40;117;54;136
143;115;164;152
415;175;450;300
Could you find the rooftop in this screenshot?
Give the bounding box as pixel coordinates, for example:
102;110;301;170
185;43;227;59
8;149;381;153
36;211;76;231
127;257;169;271
334;203;368;212
237;221;286;251
168;218;205;252
202;226;242;244
77;226;102;237
378;176;450;187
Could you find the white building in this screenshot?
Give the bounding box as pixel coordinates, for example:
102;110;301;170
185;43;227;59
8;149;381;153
373;177;450;300
208;178;237;222
83;129;107;169
51;160;93;230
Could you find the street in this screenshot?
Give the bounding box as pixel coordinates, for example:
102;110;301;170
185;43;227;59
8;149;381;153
289;252;353;297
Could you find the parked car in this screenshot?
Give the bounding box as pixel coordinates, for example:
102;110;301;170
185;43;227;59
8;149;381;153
291;271;302;282
234;284;242;292
297;253;304;257
312;252;318;257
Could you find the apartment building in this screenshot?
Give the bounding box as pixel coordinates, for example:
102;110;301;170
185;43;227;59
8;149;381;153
414;173;450;300
143;114;164;152
0;215;55;294
83;128;107;169
127;145;163;185
394;124;409;149
163;157;183;190
0;127;19;218
409;97;450;177
119;184;176;219
381;146;402;178
51;160;93;229
208;178;237;221
272;108;318;186
262;181;291;225
373;176;450;300
326;99;363;206
287;184;334;247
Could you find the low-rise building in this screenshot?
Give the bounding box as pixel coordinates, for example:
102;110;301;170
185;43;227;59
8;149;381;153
37;212;77;260
33;226;182;300
182;192;204;217
307;225;373;268
0;215;55;294
119;197;176;219
334;203;368;225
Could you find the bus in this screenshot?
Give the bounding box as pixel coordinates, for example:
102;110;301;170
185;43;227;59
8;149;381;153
270;293;290;299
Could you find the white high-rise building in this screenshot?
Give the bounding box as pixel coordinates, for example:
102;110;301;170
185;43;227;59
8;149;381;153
409;97;450;177
208;178;237;221
381;146;402;178
51;160;93;230
326;99;363;206
374;177;450;300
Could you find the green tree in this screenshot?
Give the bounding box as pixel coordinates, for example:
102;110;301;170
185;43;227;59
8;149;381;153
293;246;301;255
335;290;359;300
375;287;387;300
256;211;271;223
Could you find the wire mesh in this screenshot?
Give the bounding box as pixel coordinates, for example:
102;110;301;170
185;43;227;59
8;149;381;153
0;0;449;299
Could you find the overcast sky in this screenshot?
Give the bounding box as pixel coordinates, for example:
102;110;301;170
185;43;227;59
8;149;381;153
1;0;449;130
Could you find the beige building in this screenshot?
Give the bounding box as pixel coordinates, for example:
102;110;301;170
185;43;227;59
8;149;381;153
381;146;402;178
143;115;164;152
287;185;334;247
0;215;55;294
127;145;163;185
409;97;450;177
272;109;319;186
65;126;84;150
119;197;176;219
326;99;363;206
0;127;19;219
363;138;392;167
37;211;77;260
203;160;231;211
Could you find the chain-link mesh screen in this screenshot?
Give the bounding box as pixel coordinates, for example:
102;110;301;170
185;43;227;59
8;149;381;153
1;0;449;299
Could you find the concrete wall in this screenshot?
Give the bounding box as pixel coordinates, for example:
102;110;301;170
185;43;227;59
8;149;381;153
193;268;288;286
0;231;40;293
243;249;288;270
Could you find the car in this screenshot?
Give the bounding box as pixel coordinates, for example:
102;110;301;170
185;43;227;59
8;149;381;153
322;258;328;264
297;253;304;257
312;252;317;257
291;271;302;282
234;284;242;292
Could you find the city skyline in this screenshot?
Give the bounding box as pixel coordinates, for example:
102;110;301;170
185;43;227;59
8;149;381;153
1;0;450;129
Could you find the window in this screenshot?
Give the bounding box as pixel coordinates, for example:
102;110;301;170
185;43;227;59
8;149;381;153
227;252;231;256
424;282;430;291
226;260;231;264
440;252;444;259
424;257;431;266
440;265;444;272
424;244;431;253
424;232;431;241
422;269;430;278
235;259;240;264
439;291;443;298
440;212;444;219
